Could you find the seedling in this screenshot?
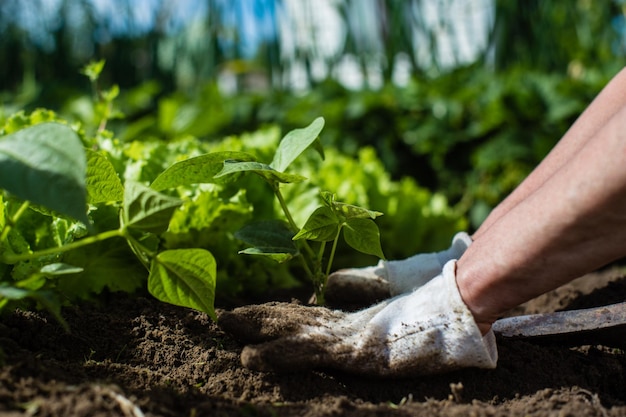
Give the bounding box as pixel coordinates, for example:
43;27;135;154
213;117;386;303
151;117;385;304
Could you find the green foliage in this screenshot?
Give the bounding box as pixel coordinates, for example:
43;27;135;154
209;117;386;303
0;123;89;225
0;67;219;322
137;65;605;231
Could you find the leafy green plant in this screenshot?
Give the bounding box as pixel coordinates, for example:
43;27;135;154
0;121;218;321
1;60;470;324
151;117;385;304
0;109;384;330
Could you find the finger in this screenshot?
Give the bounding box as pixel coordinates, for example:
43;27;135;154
240;329;390;376
324;269;390;310
217;302;343;343
241;335;334;373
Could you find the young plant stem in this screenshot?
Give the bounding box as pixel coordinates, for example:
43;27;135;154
273;186;317;261
273;185;328;302
120;229;156;270
325;226;342;278
1;228;124;264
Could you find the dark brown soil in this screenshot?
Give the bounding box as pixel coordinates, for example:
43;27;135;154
1;266;626;417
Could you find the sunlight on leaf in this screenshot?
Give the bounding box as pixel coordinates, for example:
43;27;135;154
150;151;256;191
343;218;385;259
149;249;217;320
123;181;182;233
86;149;124;204
0;123;89;224
270;117;325;172
215;161;306;184
293;206;339;242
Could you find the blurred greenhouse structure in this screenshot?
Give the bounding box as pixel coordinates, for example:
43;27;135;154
1;0;623;94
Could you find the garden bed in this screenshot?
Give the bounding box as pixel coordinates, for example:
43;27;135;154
1;266;626;416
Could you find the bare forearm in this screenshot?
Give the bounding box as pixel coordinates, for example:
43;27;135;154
458;105;626;332
475;67;626;239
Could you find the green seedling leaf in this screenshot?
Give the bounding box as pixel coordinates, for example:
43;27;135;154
215;161;307;184
343;218;385;259
334;202;383;220
86;149;124;204
150;151;256;191
149;249;217;320
0;123;89;224
271;117;325;172
123;181;182;233
293;206;340;242
235;220;298;263
321;191;382;220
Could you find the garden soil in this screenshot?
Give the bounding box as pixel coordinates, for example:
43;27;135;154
2;266;626;417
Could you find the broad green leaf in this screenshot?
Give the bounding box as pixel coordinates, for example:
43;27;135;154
271;117;325;172
86;149;124;204
150;151;256;191
293;206;339;242
234;220;298;263
149;249;217;320
123;181;182;233
215;161;306;184
0;123;89;224
343;218;385;259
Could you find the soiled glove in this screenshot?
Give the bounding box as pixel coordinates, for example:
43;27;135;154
218;260;497;377
325;232;472;307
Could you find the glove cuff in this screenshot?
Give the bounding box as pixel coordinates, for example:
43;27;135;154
386;231;472;295
372;259;498;376
436;231;472;265
440;259;498;371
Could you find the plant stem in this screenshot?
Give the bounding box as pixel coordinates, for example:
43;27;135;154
120;229;156;270
273;185;317;260
273;185;298;230
325;225;342;278
1;228;124;264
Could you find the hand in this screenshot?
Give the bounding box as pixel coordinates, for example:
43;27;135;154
324;232;472;308
218;260;497;377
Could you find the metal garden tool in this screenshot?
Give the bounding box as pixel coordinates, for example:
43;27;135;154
492;301;626;349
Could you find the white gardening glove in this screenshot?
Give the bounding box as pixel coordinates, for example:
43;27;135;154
218;260;497;377
325;232;472;307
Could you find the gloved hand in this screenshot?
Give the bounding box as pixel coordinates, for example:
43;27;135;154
218;260;497;377
325;232;472;307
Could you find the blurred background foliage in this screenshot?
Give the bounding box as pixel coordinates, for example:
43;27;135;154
1;0;626;252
